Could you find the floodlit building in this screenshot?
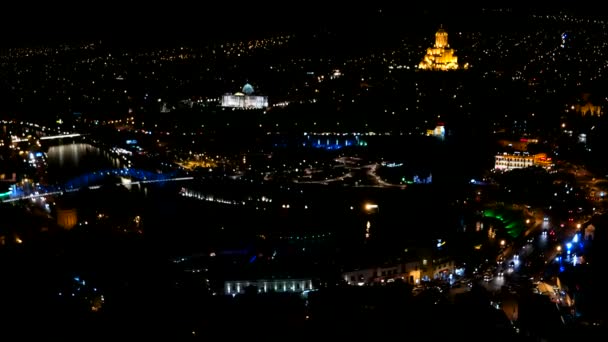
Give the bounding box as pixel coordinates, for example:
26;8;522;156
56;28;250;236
572;93;603;117
426;123;446;140
221;83;268;109
57;207;78;229
419;26;466;71
494;152;554;171
224;278;314;295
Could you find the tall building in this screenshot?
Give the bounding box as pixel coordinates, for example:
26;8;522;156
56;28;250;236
418;26;466;71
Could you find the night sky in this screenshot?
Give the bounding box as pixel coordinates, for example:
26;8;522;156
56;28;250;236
0;3;601;46
1;3;389;45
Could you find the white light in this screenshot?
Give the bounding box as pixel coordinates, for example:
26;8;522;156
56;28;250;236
364;203;378;210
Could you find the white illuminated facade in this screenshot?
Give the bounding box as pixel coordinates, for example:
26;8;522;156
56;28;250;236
221;83;268;109
224;278;313;295
494;152;554;171
221;94;268;109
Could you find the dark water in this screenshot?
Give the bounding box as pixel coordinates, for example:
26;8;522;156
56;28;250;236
44;142;463;259
138;179;464;261
45;143;122;185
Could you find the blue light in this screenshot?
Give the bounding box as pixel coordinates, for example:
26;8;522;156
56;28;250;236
566;242;572;250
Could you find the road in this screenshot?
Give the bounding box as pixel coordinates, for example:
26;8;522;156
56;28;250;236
559;161;608;213
446;161;600;325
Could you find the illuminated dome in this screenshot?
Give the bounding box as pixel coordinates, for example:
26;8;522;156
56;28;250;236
242;83;254;95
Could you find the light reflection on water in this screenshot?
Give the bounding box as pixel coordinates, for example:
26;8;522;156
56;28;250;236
46;143;122;184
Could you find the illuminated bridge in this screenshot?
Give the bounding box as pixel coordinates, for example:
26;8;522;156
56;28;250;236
40;133;82;140
63;168;185;189
1;168;193;203
11;133;83;143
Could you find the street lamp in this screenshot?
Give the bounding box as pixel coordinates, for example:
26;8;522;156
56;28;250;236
364;203;378;211
364;203;379;214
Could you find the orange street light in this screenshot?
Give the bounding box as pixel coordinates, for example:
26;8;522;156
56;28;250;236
364;203;378;211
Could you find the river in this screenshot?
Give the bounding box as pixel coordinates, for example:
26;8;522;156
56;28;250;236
45;143;123;185
42;142;462;259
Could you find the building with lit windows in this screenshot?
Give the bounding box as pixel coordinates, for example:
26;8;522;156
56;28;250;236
221;83;268;109
342;257;455;286
224;278;314;295
494;152;554;171
418;26;466;71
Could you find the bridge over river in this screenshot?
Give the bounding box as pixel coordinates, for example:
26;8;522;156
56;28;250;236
1;167;193;203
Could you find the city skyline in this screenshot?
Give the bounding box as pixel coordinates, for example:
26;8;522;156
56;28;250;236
1;6;608;339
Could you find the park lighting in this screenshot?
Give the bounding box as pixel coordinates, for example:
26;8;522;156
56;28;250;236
526;219;530;224
556;245;562;252
576;223;581;229
500;239;506;247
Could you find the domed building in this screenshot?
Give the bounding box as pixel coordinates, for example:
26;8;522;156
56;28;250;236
242;83;255;96
221;82;268;109
418;26;467;71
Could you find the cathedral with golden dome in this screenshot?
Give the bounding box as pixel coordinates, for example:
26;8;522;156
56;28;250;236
418;26;466;71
